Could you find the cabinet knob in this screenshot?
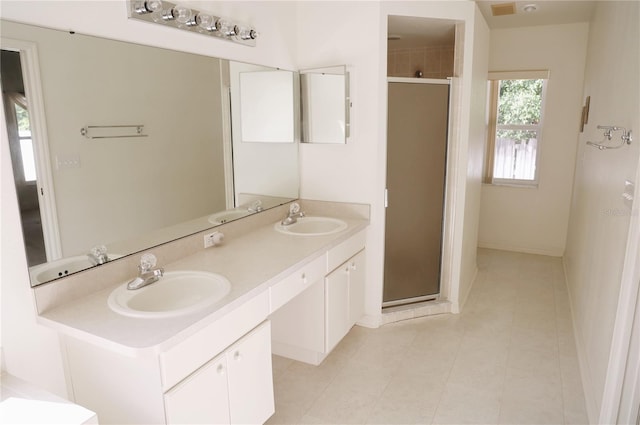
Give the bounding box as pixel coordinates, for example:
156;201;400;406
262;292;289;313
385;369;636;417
216;364;225;375
301;273;307;284
233;351;242;361
350;262;357;271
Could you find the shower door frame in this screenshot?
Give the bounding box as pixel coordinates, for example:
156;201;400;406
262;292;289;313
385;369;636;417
382;77;453;309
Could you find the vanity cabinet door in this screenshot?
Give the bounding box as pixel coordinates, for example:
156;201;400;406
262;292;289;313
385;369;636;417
326;249;366;352
227;320;274;425
325;262;351;352
164;321;274;425
348;250;366;325
164;354;230;424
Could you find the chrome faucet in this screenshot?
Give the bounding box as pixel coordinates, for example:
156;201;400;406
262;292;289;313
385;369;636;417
281;202;305;226
88;245;109;266
248;199;263;213
127;253;164;290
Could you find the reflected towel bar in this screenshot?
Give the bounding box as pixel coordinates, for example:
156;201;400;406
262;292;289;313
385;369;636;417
81;125;147;139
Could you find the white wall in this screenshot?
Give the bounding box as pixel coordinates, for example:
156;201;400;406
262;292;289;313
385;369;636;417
458;10;489;308
1;0;299;398
564;1;640;420
478;23;589;256
296;1;486;320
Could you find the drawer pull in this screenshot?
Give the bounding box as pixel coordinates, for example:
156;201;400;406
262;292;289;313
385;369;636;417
216;364;225;375
233;351;242;361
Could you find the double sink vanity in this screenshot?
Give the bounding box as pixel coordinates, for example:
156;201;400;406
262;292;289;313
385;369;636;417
33;200;369;424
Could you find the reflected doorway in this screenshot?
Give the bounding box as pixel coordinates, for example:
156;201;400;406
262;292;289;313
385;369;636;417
1;49;46;266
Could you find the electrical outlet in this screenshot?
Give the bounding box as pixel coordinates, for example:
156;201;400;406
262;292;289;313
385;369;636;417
204;231;224;248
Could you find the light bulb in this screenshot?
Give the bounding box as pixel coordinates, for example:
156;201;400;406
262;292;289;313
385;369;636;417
236;27;259;40
161;7;176;20
196;13;217;31
133;0;162;14
145;0;163;13
173;5;192;24
216;19;235;36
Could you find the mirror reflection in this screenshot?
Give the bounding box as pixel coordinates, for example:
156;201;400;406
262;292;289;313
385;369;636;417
0;20;299;286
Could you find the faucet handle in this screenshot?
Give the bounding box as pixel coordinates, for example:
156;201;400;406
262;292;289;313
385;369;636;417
289;202;300;215
90;245;107;257
139;252;157;273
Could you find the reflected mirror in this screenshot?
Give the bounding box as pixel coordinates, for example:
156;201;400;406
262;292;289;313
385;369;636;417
1;19;299;286
300;65;350;144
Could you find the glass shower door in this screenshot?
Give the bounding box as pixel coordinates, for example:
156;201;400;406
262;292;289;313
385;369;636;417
383;81;449;306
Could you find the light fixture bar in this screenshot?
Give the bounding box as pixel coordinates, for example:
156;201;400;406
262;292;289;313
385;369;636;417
127;0;258;47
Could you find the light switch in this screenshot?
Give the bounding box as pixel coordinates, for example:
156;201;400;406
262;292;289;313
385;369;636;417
56;155;81;170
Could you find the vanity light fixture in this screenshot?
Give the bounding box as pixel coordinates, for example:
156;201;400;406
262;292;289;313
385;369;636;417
128;0;258;46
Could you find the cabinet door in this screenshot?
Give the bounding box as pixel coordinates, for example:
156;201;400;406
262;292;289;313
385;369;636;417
325;263;350;352
164;354;230;425
227;321;275;425
348;250;366;325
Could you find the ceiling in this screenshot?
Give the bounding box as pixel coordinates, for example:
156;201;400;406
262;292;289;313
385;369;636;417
386;2;596;50
475;1;597;29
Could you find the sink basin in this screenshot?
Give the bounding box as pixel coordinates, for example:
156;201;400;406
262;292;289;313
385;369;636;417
208;209;249;225
107;271;231;318
274;216;348;236
29;253;123;284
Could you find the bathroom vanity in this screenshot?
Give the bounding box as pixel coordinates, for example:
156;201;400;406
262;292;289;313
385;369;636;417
33;201;369;424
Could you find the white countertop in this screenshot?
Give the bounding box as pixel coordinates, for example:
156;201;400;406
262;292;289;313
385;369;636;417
37;217;368;357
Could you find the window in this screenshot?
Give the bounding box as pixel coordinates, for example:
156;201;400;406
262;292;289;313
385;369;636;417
485;71;548;185
14;101;37;182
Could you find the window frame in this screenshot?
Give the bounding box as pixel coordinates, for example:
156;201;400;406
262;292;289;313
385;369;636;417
485;70;549;187
13;100;37;183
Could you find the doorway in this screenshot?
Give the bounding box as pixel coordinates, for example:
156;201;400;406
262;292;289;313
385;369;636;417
1;39;61;267
383;80;450;306
1;50;46;266
383;16;455;308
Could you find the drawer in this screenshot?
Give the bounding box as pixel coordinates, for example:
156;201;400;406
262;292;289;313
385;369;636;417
269;254;326;313
327;229;366;272
160;291;270;391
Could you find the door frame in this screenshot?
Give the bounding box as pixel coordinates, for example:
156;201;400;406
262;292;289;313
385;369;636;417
599;164;640;423
1;38;62;262
382;77;452;308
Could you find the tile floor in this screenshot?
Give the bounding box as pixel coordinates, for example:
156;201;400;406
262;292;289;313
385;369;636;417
267;249;589;424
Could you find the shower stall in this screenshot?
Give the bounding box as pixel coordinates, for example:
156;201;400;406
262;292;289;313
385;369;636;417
383;79;450;307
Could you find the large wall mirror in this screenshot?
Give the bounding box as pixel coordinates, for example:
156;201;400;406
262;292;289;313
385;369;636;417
0;19;300;287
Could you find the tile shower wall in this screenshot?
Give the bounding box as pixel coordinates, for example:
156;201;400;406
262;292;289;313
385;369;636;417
387;46;454;79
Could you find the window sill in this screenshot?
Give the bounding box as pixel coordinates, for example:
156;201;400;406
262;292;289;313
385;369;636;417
482;181;539;189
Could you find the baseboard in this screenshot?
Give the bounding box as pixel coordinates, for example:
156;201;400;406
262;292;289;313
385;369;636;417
356;314;381;329
562;257;599;423
271;341;326;366
458;266;478;312
478;241;564;257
